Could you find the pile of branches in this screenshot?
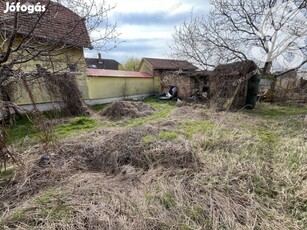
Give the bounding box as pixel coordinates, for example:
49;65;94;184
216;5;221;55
101;101;155;120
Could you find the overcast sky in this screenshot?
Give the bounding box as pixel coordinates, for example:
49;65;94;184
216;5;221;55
84;0;211;63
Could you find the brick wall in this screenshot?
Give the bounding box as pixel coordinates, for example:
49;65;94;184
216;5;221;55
160;72;194;99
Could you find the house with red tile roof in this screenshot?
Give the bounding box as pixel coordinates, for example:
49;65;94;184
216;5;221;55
0;0;91;48
0;0;92;105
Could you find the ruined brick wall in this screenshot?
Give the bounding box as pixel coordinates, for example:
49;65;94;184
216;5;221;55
160;72;194;99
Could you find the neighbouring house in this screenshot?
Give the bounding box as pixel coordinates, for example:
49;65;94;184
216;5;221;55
0;0;92;110
85;53;120;70
86;69;155;104
139;57;198;98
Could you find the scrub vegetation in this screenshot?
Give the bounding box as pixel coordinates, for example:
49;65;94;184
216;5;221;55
1;98;307;229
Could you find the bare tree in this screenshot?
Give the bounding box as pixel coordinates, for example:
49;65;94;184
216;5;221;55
0;0;119;113
171;0;307;83
0;0;119;165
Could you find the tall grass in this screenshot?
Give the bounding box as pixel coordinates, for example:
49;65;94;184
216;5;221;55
1;102;306;229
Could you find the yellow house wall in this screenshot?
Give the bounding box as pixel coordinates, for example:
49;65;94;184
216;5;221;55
139;60;161;93
153;76;162;93
139;61;153;75
0;36;90;104
12;78;53;105
2;37;157;107
86;77;155;99
12;72;89;105
1;37;87;72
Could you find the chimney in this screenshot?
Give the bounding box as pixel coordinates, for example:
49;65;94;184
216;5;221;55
98;53;102;63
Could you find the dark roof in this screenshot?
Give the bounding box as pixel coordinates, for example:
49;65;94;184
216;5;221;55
0;0;92;48
142;58;197;71
85;58;120;70
214;60;258;76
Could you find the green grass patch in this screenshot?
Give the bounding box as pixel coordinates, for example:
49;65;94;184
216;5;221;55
247;103;307;118
6;115;99;144
36;188;57;205
160;191;176;209
35;188;71;222
6;188;71;226
11;210;27;221
54;116;98;138
144;192;154;205
287;151;303;171
187;206;206;224
5;110;69;145
5;115;36;145
180;120;215;139
0;168;15;181
143;134;155;144
39;202;71;221
158;131;178;140
201;135;227;151
252;174;278;198
124;100;176;127
256;127;278;144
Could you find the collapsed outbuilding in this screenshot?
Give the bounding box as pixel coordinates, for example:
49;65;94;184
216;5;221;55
209;60;260;110
139;58;261;109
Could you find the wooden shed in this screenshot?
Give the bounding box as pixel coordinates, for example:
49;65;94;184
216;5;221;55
210;60;260;110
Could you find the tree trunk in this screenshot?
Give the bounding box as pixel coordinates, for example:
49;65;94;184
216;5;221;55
262;61;272;77
0;85;22;122
261;61;277;101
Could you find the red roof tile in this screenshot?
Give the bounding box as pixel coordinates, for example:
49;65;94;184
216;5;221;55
0;0;92;48
87;69;153;78
143;57;197;71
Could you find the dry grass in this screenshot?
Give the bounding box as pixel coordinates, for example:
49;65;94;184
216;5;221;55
0;102;306;229
100;101;155;120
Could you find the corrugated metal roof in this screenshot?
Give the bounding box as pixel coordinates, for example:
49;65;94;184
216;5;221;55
87;69;153;78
